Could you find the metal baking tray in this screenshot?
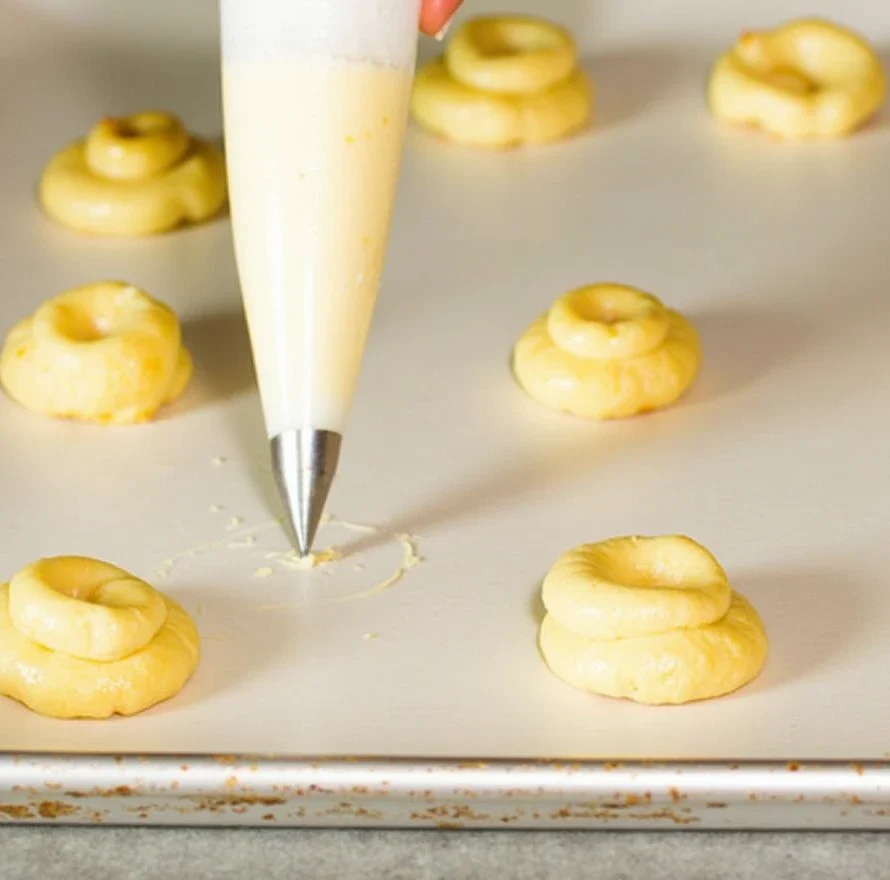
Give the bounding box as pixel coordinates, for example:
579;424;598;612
2;0;889;828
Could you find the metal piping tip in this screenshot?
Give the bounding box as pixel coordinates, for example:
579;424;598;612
271;429;342;557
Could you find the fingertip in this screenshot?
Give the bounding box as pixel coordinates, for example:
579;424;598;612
419;0;462;36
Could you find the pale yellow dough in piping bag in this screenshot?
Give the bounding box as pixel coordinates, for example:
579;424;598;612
39;110;227;235
0;281;192;424
513;284;700;419
411;16;593;148
708;19;886;140
0;557;200;719
539;536;768;705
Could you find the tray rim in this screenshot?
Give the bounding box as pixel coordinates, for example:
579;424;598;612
1;751;888;829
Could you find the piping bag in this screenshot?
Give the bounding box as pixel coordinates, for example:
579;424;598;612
220;0;422;555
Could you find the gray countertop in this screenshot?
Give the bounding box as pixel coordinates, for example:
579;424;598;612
1;829;889;879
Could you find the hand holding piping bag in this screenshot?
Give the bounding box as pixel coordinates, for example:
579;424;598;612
420;0;464;36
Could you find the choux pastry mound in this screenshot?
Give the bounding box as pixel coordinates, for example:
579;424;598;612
0;557;200;719
708;19;886;140
411;16;593;148
0;281;192;425
539;536;768;705
512;284;700;419
39;111;227;235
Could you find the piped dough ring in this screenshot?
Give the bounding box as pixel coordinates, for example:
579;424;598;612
538;536;768;705
84;112;190;181
512;284;700;419
546;284;671;360
708;18;886;140
0;281;192;424
412;59;592;148
39;111;227;235
540;592;768;705
8;557;167;662
0;581;199;719
542;536;732;641
445;17;577;95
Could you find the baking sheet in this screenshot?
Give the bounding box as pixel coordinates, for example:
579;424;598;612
1;0;889;827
